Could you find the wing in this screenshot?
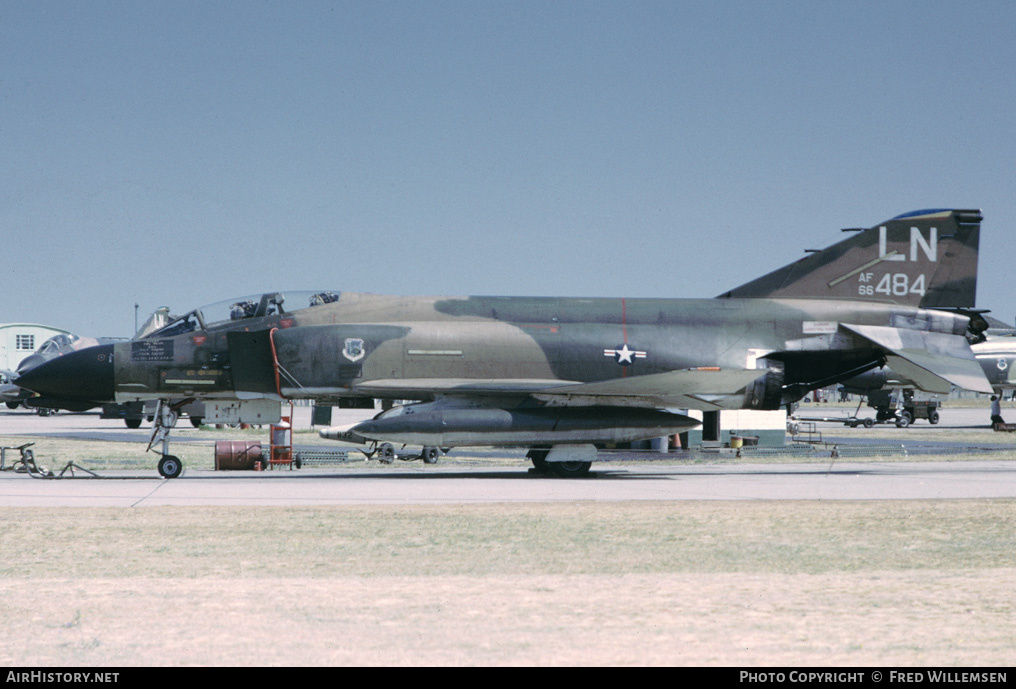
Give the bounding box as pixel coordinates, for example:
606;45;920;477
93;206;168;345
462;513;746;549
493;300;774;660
841;323;993;394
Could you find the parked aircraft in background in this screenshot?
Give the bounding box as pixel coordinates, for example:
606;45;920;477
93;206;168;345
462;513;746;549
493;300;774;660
16;209;993;478
971;315;1016;395
973;336;1016;393
0;369;23;409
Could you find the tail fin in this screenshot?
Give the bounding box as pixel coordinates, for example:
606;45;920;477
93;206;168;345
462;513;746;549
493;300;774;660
717;209;982;308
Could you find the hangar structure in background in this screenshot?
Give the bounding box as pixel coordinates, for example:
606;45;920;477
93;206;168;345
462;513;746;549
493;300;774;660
16;209;994;478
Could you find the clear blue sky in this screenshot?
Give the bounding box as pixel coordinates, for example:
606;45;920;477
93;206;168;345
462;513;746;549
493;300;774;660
3;1;1015;337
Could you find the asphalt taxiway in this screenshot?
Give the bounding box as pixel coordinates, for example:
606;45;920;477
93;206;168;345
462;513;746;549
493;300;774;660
3;460;1016;507
2;406;1015;506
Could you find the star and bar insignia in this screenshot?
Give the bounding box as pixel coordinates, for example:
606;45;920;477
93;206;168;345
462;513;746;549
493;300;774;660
603;344;647;366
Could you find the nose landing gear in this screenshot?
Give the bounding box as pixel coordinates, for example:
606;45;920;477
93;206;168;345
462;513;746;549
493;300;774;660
147;399;192;479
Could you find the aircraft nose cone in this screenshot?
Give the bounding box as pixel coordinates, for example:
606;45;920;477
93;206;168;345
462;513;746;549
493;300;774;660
15;354;46;373
14;344;115;403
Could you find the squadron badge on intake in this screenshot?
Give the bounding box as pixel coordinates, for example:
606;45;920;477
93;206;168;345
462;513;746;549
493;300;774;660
343;338;366;362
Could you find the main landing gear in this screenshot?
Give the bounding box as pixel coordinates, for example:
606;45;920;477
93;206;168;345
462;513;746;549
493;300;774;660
527;448;593;478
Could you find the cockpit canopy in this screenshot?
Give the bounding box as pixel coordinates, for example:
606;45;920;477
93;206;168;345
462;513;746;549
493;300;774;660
145;291;341;339
35;333;81;355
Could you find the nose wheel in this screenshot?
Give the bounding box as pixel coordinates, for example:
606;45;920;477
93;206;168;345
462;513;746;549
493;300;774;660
158;454;183;479
148;400;192;479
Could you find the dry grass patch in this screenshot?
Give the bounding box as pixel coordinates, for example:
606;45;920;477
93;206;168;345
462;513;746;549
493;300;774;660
1;500;1014;665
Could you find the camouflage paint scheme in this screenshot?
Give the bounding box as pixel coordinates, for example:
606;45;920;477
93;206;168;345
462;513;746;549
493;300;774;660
16;209;993;475
844;334;1016;395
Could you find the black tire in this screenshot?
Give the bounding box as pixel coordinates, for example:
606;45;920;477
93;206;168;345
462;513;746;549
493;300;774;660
5;401;19;410
895;415;910;429
928;410;940;425
379;443;396;464
863;418;874;428
125;418;142;429
421;446;440;464
158;455;183;479
190;416;204;428
528;449;551;474
547;461;592;478
528;449;591;478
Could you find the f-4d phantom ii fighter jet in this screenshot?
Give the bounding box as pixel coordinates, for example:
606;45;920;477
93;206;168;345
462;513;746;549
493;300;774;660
17;209;993;478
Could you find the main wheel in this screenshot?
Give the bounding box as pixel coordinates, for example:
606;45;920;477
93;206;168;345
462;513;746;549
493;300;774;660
125;418;142;429
546;461;592;478
527;449;591;478
528;449;551;474
158;455;183;479
421;446;440;464
895;414;910;428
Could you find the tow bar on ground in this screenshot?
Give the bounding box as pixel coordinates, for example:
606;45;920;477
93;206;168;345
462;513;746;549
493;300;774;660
0;442;99;478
